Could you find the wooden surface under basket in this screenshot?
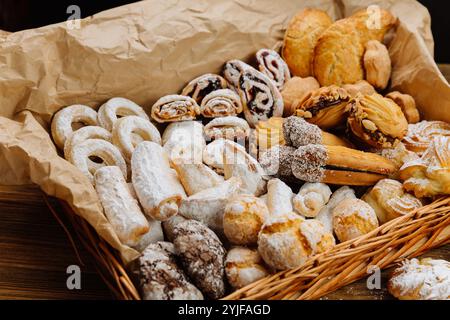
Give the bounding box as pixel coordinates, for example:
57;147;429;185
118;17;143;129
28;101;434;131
44;193;450;300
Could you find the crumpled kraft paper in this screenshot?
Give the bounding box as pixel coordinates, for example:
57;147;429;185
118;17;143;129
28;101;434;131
0;0;448;264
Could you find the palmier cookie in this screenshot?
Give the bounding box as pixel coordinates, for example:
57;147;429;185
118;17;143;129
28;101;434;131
64;126;112;161
68;139;127;184
98;97;149;131
51;104;98;150
112;116;162;161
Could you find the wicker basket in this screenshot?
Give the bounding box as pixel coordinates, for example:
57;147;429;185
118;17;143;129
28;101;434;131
43;193;450;300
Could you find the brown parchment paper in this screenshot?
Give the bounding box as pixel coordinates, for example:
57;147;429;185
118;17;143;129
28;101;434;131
0;0;448;264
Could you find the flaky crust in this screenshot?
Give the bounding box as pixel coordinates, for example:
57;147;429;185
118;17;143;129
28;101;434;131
362;178;422;224
282;9;333;77
313;9;396;86
400;136;450;198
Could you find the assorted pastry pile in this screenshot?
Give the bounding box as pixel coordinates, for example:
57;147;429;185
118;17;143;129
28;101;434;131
49;7;450;300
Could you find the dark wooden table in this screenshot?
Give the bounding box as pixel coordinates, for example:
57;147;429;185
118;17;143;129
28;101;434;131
0;66;449;300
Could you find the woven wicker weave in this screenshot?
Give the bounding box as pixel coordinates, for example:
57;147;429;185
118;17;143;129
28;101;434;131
43;193;450;300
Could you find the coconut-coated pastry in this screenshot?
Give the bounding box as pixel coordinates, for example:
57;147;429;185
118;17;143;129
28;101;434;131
223;193;269;245
362;179;422;224
385;91;420;124
136;241;203;300
388;258;450;300
258;145;297;177
346;93;408;149
363;40;391;90
171;219;226;299
402;120;450;155
293;182;332;218
332;198;379;242
151;95;200;123
313;9;396;86
225;247;269;290
281;76;320;116
399;136;450;198
258;213;335;270
282;8;333;77
296;85;351;129
181;73;228;104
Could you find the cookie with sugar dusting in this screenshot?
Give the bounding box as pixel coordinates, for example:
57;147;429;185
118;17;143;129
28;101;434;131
388;258;450;300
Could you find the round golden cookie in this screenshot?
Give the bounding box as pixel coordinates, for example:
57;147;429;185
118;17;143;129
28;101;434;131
223;194;269;245
282;9;333;77
332;198;379;242
51;104;98;150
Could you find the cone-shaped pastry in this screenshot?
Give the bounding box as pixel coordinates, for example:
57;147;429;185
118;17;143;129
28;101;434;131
346;93;408;149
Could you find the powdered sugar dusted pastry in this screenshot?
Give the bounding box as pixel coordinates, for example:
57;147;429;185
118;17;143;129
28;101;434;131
236;67;283;127
94;166;149;247
266;178;294;216
385;91;420;124
402;120;450;155
204;116;250;141
316;186;356;234
400;136;450;198
258;213;335;270
182;73;229;104
223;59;252;87
202;139;228;174
225;247;269;289
98;97;149;131
68;139;127;183
172;159;224;196
51;104;98;149
131;141;186;221
388;258;450;300
200;89;242;118
379;142;420;174
333;198;379;242
132;217;164;253
223;193;269;245
259;145;296;177
179;177;241;234
223;140;267;196
362;179;422;224
151;95;200;123
162;121;205;164
256;48;290;89
112;116;161;161
293;182;331;218
282;9;333;77
171;219;226;299
137;242;203;300
63;126;111;161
